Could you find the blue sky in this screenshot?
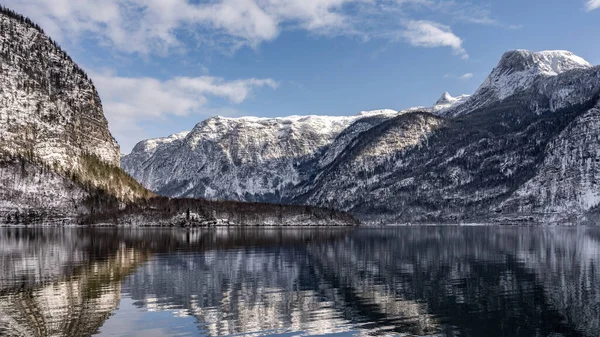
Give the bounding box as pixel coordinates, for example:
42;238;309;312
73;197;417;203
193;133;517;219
5;0;600;153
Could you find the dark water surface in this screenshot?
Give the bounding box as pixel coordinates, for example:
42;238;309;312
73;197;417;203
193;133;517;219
0;226;599;337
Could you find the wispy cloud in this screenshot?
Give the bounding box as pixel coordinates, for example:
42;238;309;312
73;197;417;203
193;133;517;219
396;0;519;28
422;0;496;25
459;73;473;80
444;72;473;80
3;0;509;151
3;0;506;59
401;20;468;60
586;0;600;11
91;72;278;151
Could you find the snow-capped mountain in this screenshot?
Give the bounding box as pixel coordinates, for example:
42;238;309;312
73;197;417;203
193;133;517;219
121;111;400;200
432;92;470;114
297;50;600;223
440;50;595;118
0;7;356;227
501;99;600;217
123;49;600;224
484;50;591;99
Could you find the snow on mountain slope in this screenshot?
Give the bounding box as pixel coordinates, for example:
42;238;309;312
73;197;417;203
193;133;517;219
134;131;190;157
297;51;600;224
432;92;470;114
483;50;592;100
0;8;153;224
500;98;600;217
122;49;600;224
0;157;88;223
440;50;595;118
296;112;445;213
122;113;392;200
316;113;398;170
120;105;468;201
486;50;592;99
121;131;190;183
297;103;589;224
536;65;600;113
0;9;120;168
357;109;398;116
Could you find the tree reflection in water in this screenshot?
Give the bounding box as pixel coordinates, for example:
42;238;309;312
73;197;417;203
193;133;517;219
0;227;598;337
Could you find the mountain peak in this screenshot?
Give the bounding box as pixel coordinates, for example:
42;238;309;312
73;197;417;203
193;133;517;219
496;50;592;76
476;49;593;101
433;49;598;118
432;92;471;114
436;92;455;105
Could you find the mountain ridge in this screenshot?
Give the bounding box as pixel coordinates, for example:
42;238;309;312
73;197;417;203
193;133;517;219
122;49;600;224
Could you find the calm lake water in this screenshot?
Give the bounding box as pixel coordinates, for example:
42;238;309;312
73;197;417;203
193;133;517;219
0;226;599;337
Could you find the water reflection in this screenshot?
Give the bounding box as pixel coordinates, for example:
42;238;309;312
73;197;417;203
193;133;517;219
0;227;598;337
0;229;150;337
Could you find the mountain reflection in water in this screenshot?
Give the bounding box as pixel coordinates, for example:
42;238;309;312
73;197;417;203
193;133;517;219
0;227;599;337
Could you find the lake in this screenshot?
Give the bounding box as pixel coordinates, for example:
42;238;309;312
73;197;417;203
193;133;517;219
0;226;599;337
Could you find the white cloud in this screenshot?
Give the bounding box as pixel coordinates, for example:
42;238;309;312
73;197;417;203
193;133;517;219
91;72;277;152
4;0;358;54
586;0;600;11
401;20;468;60
3;0;491;58
459;73;473;80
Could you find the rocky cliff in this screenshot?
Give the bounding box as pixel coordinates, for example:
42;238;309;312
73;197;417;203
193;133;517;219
0;6;120;168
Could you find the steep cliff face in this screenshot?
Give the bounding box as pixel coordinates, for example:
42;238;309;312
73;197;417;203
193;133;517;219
295;112;445;213
0;7;120;168
501;99;600;217
0;7;135;222
122;49;600;224
121;108;459;202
